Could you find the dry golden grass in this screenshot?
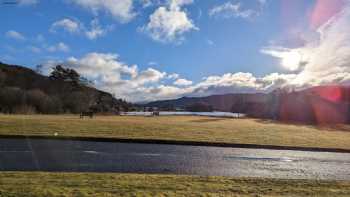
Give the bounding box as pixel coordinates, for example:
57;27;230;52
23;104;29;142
0;172;349;197
1;114;350;149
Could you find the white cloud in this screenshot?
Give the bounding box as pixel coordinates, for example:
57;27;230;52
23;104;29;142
209;2;254;19
261;47;304;71
5;30;26;41
41;53;168;102
209;0;266;19
169;0;194;9
51;18;81;33
135;68;166;84
50;18;110;40
168;73;179;79
69;0;135;23
47;42;70;53
141;0;198;43
85;19;111;40
174;78;193;86
190;72;261;97
65;53;138;80
141;85;188;101
185;72;297;98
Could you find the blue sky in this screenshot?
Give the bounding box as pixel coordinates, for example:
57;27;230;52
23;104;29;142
1;0;349;102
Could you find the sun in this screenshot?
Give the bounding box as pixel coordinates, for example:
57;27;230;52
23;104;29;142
281;51;302;71
261;47;304;72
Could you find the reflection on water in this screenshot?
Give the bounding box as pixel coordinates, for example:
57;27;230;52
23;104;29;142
122;111;245;118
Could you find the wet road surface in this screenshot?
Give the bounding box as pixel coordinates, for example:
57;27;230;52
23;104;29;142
1;138;350;180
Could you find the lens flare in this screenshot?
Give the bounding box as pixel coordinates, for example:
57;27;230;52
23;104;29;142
310;0;345;29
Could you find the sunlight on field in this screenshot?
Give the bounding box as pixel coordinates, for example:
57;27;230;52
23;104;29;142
0;172;349;197
1;114;350;149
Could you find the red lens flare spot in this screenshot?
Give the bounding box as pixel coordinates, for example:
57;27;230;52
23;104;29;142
313;86;343;102
310;0;345;29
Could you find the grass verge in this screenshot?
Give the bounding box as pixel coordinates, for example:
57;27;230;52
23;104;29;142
0;172;350;197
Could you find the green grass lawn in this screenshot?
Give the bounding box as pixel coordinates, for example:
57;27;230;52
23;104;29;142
0;172;349;197
1;114;350;149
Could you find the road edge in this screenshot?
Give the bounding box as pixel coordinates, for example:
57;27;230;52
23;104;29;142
1;134;350;153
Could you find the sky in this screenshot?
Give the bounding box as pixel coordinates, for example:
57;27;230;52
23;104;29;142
0;0;349;102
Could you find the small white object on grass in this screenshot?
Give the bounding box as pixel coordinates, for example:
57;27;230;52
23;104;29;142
54;132;58;136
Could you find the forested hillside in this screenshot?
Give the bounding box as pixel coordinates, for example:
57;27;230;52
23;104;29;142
0;62;131;114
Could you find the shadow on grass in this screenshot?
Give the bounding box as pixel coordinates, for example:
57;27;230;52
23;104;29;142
253;118;350;132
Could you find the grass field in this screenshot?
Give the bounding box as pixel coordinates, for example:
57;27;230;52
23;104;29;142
0;172;349;197
1;114;350;149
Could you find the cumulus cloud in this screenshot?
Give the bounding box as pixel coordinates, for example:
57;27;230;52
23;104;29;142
140;0;198;43
209;0;266;19
42;53;172;102
69;0;135;23
188;72;295;97
134;68;166;84
174;78;193;86
140;85;188;101
5;30;26;41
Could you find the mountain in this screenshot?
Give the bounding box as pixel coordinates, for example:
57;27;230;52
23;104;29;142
0;62;131;114
146;86;350;124
146;93;269;112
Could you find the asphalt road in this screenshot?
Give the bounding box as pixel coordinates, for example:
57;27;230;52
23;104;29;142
1;138;350;180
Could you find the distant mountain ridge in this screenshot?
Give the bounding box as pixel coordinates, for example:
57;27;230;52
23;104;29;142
146;85;350;124
146;93;269;112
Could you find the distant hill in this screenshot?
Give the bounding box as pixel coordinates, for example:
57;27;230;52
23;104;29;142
0;62;131;114
146;86;350;124
146;93;269;112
